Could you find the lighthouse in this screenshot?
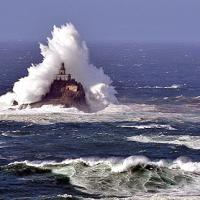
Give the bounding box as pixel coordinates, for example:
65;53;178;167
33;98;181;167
56;63;68;81
18;62;89;111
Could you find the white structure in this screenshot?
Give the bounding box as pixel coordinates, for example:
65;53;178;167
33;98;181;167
56;63;68;80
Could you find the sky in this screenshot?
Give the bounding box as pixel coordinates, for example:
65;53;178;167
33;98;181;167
0;0;200;42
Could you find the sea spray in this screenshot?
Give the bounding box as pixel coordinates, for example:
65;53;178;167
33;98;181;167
0;23;117;111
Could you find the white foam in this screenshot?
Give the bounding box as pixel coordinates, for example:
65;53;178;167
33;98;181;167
120;124;176;130
127;135;200;149
0;92;16;110
0;23;117;111
8;156;200;198
138;84;182;89
110;156;150;173
57;194;73;198
0;103;200;124
9;155;200;174
170;157;200;173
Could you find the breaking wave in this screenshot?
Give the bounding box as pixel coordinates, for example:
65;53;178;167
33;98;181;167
3;156;200;199
7;156;200;174
127;135;200;150
0;23;117;111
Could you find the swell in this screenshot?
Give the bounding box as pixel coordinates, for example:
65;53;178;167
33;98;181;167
2;156;200;198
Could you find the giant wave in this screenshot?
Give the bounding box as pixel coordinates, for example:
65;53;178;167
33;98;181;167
0;23;117;112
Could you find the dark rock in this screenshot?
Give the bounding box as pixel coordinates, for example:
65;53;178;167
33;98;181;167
19;63;90;112
12;100;18;106
30;79;89;111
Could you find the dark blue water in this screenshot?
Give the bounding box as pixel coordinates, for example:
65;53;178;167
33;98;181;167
0;42;200;199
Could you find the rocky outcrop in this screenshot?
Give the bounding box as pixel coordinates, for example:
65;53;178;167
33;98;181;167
16;77;89;112
28;78;89;111
14;63;89;111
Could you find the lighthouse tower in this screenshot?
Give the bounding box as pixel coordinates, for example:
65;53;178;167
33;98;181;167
56;63;68;80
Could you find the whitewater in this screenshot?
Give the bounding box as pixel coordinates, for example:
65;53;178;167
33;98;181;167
0;23;117;111
0;24;200;199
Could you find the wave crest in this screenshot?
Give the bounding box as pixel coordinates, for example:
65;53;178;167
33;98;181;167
4;156;199;198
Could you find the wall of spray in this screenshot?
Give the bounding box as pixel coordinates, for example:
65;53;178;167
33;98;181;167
0;23;117;111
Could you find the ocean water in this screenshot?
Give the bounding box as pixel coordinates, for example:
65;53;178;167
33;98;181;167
0;42;200;199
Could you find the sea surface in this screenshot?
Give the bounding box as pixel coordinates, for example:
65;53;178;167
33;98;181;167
0;42;200;199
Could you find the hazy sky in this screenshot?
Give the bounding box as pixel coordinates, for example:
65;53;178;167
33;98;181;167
0;0;200;42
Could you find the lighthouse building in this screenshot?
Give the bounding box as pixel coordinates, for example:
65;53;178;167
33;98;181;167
21;62;88;111
56;63;71;81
